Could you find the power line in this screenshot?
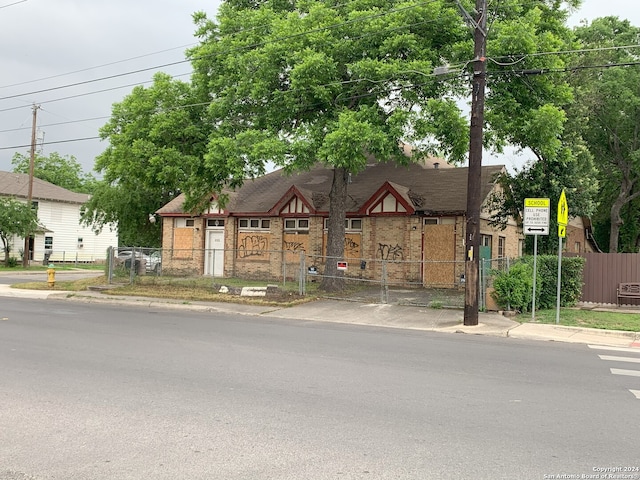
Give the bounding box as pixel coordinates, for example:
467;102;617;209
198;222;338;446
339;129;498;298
0;116;109;133
0;0;441;102
0;43;197;91
0;0;26;9
0;136;101;151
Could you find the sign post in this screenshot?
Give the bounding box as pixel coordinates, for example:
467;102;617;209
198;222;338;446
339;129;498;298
524;198;550;321
556;190;568;324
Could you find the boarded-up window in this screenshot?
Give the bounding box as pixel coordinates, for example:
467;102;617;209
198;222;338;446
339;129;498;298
237;232;270;259
323;233;361;261
283;232;309;263
423;224;456;287
173;228;194;258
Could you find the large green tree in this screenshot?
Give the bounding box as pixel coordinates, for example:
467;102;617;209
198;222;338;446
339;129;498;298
478;1;604;254
186;0;470;290
0;197;39;266
185;0;580;289
571;17;640;252
11;152;96;194
83;72;210;247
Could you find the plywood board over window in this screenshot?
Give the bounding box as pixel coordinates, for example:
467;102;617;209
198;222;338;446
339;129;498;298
423;224;456;287
322;233;362;262
237;232;270;260
283;232;309;263
173;228;195;258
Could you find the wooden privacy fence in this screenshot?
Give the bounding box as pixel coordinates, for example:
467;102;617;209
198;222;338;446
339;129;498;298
573;252;640;305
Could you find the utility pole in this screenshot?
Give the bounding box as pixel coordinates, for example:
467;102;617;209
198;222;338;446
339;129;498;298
22;103;39;268
463;0;487;326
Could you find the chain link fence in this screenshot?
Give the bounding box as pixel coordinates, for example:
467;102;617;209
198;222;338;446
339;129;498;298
106;246;515;310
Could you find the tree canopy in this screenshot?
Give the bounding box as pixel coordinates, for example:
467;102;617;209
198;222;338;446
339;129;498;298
82;72;210;247
183;0;582;287
571;16;640;252
0;197;39;266
11;152;96;194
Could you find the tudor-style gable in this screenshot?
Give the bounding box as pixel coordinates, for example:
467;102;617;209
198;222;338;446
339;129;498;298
269;185;316;216
359;181;415;216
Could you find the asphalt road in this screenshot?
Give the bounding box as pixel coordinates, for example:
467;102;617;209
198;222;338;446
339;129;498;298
1;298;639;480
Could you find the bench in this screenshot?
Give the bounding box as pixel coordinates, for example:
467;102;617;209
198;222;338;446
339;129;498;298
617;282;640;306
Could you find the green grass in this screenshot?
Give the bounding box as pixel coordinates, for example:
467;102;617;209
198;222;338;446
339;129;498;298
518;308;640;332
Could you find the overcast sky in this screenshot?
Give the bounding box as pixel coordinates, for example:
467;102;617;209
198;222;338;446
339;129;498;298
0;0;638;176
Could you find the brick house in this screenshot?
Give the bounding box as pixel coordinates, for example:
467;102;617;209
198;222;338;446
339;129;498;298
156;161;524;287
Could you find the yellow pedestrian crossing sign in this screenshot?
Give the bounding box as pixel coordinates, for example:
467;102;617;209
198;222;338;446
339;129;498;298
558;224;566;238
557;190;568;226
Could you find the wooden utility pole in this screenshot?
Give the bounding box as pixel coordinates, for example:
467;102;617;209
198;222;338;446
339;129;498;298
22;103;39;268
463;0;487;326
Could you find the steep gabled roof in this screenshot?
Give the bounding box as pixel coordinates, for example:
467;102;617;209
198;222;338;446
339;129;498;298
158;162;505;216
0;171;88;204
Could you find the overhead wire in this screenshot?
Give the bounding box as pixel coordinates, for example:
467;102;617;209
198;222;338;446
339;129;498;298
2;0;637;152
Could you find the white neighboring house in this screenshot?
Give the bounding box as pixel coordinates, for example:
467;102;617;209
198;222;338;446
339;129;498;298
0;171;118;264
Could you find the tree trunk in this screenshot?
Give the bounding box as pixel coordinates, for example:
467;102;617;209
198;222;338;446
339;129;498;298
320;167;348;292
609;177;634;252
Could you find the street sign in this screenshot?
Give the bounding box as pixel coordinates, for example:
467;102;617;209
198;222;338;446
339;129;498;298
558;225;566;238
558;189;568;226
524;198;550;236
525;225;549;235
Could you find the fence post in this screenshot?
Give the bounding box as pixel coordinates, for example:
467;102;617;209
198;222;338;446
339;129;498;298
480;258;486;311
299;251;305;295
380;260;389;304
107;246;113;284
282;250;286;288
129;246;136;284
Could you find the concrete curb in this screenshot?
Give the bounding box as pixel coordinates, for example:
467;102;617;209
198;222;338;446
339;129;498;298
1;285;638;348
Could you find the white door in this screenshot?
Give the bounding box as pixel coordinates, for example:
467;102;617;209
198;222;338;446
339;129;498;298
205;229;225;277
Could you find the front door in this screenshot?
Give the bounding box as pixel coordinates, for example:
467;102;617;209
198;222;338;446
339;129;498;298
205;229;225;277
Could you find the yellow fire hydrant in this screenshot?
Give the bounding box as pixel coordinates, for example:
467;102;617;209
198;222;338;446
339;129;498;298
47;263;55;288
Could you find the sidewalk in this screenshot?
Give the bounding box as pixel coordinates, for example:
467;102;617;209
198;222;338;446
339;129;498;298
1;282;638;348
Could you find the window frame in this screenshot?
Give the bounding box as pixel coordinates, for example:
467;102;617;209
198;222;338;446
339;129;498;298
323;218;362;231
238;218;271;231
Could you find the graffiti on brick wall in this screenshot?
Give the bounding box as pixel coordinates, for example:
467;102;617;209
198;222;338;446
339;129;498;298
345;237;360;257
238;234;269;258
377;243;404;261
284;240;305;251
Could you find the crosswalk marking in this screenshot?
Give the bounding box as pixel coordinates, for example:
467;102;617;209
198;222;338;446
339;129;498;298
610;368;640;377
589;345;640;354
599;355;640;363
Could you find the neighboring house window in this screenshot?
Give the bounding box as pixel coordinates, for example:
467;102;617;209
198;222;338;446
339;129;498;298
206;218;225;227
239;218;270;230
423;217;456;225
284;218;309;231
31;201;38;212
498;236;506;258
323;218;362;231
575;242;581;252
175;218;195;228
77;237;83;249
44;236;53;251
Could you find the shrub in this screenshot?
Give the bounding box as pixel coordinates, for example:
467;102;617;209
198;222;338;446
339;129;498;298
492;255;586;312
7;257;18;267
491;261;534;313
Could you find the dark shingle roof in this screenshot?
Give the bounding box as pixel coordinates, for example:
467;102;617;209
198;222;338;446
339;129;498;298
157;162;505;216
0;171;88;204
